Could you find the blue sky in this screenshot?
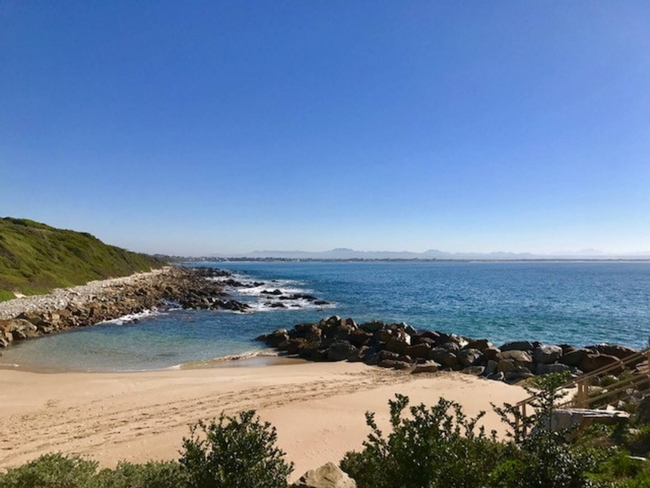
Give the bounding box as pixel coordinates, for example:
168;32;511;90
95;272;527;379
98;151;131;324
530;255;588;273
1;1;649;256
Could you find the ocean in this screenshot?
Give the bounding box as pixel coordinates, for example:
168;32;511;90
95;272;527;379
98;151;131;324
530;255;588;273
1;261;648;372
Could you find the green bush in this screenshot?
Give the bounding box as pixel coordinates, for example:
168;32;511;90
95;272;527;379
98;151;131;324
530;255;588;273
489;433;596;488
90;461;186;488
0;453;98;488
179;410;293;488
340;394;503;488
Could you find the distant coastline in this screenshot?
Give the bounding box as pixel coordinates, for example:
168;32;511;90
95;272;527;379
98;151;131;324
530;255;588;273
183;257;650;263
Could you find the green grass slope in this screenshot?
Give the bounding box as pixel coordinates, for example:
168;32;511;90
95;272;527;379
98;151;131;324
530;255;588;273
0;217;167;301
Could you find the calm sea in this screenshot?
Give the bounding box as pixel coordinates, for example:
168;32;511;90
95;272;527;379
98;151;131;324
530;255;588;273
1;261;648;372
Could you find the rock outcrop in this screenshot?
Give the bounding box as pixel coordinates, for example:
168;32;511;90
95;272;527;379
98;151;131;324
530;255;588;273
0;267;248;348
291;462;357;488
257;315;643;385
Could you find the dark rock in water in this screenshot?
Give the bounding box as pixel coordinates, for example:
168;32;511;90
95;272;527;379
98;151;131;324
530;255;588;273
267;302;287;309
500;341;534;352
314;300;330;305
533;345;563;364
261;289;283;296
328;340;358;362
265;329;290;348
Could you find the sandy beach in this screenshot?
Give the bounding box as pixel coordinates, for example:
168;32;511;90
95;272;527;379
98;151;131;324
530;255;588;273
0;360;527;480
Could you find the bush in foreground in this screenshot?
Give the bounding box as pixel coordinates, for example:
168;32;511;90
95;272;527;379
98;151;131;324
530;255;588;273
0;411;292;488
340;394;503;488
0;453;97;488
180;410;293;488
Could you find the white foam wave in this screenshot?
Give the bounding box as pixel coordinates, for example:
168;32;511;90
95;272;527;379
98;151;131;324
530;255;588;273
174;349;280;369
101;309;162;325
246;299;336;313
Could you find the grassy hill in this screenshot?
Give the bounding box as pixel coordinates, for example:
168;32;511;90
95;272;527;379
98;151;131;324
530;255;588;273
0;217;167;301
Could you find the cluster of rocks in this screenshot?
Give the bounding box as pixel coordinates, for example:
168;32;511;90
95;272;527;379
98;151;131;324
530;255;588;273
0;267;248;349
257;316;642;383
260;289;330;309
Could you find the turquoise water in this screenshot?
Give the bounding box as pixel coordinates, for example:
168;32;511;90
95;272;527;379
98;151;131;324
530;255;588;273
1;261;648;371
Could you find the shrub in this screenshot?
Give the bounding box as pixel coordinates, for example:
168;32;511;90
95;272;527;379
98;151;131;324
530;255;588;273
340;394;502;488
179;410;293;488
0;453;98;488
90;461;186;488
491;372;597;488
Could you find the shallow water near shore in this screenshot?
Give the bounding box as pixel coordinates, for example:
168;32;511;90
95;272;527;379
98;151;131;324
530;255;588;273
1;261;649;371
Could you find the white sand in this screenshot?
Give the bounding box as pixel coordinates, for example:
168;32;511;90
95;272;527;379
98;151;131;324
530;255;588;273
0;361;527;480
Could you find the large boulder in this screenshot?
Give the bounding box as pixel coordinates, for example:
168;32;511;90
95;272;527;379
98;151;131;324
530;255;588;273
559;348;589;367
429;348;460;369
294;323;322;342
496;350;533;368
404;343;432;360
291;462;357;488
500;341;534;352
412;361;441;374
385;335;411;355
458;348;483;368
464;339;494;352
482;347;501;361
347;329;372;348
264;329;290;348
359;321;385;333
578;353;624;374
533;345;563;365
589;344;639;361
327;340;358;362
484;359;498;377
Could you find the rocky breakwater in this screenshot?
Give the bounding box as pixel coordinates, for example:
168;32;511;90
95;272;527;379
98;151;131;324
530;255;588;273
257;316;643;384
0;267;249;349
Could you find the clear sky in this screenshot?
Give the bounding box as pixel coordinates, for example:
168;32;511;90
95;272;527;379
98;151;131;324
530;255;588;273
1;1;649;256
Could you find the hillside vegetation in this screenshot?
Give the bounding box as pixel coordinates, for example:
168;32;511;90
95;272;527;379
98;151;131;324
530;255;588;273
0;217;166;301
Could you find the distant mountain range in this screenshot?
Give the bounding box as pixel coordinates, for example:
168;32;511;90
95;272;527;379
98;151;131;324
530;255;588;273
212;247;650;261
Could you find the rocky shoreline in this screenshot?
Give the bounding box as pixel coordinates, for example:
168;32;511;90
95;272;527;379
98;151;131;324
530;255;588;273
0;266;249;349
257;315;645;383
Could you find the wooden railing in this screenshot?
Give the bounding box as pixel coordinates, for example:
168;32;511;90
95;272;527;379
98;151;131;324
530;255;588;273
514;347;650;436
